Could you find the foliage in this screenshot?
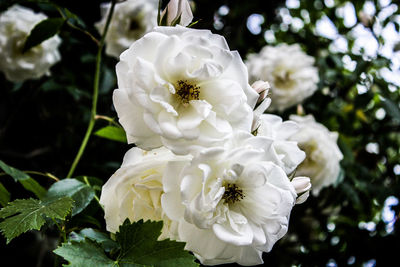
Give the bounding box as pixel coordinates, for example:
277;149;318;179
94;126;127;143
54;220;199;267
0;197;73;243
0;160;47;199
23;17;65;52
46;178;95;216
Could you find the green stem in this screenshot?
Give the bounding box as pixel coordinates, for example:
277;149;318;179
95;114;121;127
67;0;117;178
83;176;103;209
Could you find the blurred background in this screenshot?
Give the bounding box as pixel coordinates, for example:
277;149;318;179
0;0;399;266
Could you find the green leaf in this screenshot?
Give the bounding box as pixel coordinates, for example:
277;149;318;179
23;17;65;53
116;220;198;267
76;176;103;192
54;239;116;267
0;160;46;199
69;228;119;252
0;160;30;181
19;178;47;199
94;126;127;143
46;178;95;216
60;7;86;28
56;220;198;267
0;182;11;207
0;197;74;243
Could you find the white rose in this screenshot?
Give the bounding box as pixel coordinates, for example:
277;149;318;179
99;146;190;235
246;43;319;112
95;0;158;58
0;5;61;82
114;26;258;155
289;115;343;196
160;0;194;26
256;114;306;175
161;131;299;265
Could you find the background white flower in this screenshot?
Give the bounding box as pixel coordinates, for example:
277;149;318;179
100;146;190;235
289;115;343;196
95;0;158;58
0;5;61;82
114;26;258;155
161;131;299;265
246;43;319;112
256;114;306;175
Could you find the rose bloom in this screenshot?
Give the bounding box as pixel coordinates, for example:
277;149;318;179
246;43;319;112
162;131;308;265
100;146;190;236
255;114;306;175
289;115;343;196
0;5;61;82
95;0;159;58
114;26;258;155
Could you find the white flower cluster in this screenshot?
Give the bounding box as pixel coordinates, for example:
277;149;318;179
246;43;319;112
101;24;314;265
0;5;61;82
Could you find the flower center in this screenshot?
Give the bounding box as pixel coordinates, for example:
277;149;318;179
175;80;200;106
222;183;244;205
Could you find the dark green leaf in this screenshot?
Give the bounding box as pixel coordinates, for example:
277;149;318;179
0;182;11;207
46;178;95;216
116;220;198;267
69;228;119;252
0;197;73;243
19;178;47;199
60;7;86;28
56;220;198;267
94;126;127;143
0;160;30;181
0;160;46;199
23;17;65;53
54;239;116;267
76;176;103;192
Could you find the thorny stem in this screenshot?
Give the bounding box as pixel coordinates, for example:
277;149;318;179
67;0;117;178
